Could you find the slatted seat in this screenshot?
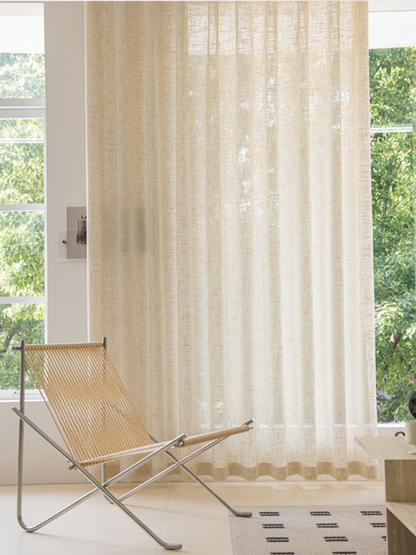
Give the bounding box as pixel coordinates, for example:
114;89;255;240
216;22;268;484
12;339;253;550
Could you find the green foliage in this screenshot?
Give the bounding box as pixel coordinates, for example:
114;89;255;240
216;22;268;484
0;122;45;388
0;170;45;388
371;48;416;422
0;304;44;390
0;211;44;297
0;119;44;204
370;48;416;126
0;122;44;373
0;53;45;98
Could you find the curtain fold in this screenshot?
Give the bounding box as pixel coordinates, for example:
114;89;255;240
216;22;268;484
86;1;378;481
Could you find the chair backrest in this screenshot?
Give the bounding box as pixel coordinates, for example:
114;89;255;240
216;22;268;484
24;342;152;467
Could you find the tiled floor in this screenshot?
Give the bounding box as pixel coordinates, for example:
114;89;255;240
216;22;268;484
0;480;386;555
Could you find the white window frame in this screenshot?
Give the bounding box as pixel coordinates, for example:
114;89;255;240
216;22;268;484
0;98;46;400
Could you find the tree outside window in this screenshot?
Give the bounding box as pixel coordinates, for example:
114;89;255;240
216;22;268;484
0;53;45;391
371;47;416;422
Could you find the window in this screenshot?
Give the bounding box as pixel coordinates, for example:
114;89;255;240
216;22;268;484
370;9;416;422
0;4;45;395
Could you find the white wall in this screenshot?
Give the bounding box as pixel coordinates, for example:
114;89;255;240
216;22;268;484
0;2;87;486
369;1;416;11
45;1;87;344
0;401;85;485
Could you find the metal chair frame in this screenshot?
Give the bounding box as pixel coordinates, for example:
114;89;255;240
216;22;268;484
12;338;253;551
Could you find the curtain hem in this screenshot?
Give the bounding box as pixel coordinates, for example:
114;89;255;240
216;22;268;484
112;460;379;483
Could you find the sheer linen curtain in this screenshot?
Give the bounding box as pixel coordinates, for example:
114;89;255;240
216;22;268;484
86;1;378;481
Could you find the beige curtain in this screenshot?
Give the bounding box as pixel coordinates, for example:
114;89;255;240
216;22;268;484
86;1;378;481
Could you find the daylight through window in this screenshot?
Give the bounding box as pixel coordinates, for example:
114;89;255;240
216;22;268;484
370;47;416;422
0;4;45;394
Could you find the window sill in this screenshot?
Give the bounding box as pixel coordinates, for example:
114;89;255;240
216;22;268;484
0;390;42;401
377;422;405;435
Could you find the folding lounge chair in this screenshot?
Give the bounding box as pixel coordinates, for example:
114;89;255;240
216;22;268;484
12;338;253;550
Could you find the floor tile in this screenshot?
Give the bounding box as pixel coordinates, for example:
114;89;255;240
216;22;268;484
157;546;232;555
161;482;305;548
166;482;228;515
0;480;387;555
210;481;307;507
111;482;172;511
161;483;232;545
0;483;172;555
0;485;45;534
161;509;230;547
0;527;159;555
298;481;386;505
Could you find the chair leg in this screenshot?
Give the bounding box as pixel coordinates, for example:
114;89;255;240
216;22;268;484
101;463;113;504
13;408;182;550
16;406;100;532
163;450;252;518
148;433;252;518
117;435;229;502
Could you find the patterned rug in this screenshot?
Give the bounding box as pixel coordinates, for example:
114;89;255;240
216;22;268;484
228;505;387;555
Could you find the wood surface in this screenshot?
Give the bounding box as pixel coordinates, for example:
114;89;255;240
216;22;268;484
387;503;416;538
355;435;416;461
387;508;416;555
385;460;416;502
355;435;416;554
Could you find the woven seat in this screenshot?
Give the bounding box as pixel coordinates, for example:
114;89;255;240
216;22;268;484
12;339;253;550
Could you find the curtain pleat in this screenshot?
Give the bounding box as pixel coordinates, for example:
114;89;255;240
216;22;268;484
86;1;377;481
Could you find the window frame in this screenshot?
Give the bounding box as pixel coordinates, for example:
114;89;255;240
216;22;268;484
0;99;46;400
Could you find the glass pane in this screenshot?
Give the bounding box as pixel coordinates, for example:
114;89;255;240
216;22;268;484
0;118;44;204
370;48;415;128
0;303;44;390
0;53;45;98
371;130;416;423
0;211;44;297
371;47;416;423
373;131;416;422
